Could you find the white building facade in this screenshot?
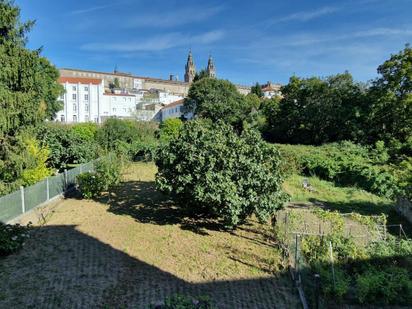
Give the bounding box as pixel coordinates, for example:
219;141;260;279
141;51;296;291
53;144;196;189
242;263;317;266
160;99;184;121
102;93;138;121
57;77;104;123
56;77;140;123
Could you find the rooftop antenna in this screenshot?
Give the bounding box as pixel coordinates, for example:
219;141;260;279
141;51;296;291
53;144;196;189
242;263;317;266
114;64;118;74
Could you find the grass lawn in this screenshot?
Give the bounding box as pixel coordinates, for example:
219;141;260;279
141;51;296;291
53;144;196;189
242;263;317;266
0;162;299;309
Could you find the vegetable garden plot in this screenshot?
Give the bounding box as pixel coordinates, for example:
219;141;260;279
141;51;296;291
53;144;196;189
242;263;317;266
274;207;412;307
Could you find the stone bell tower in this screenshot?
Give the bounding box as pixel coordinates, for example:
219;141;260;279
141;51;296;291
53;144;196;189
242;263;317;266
206;55;216;78
184;50;196;83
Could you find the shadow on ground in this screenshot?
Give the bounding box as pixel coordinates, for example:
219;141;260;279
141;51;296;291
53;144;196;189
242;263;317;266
0;225;299;309
98;180;227;236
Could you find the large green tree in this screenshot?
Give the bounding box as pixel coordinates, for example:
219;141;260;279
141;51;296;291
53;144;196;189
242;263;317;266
367;45;412;150
184;78;250;129
266;73;368;144
0;0;63;193
251;82;263;98
156;119;288;228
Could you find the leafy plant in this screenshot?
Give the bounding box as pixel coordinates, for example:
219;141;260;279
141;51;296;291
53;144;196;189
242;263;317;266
356;266;412;305
76;172;103;199
77;154;124;199
158;118;183;143
20;137;53;185
0;222;31;256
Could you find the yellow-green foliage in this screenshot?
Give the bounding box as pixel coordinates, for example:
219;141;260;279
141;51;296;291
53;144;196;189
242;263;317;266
21;138;52;185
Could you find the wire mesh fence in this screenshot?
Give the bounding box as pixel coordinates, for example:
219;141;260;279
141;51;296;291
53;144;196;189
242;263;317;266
274;208;410;308
0;160;97;223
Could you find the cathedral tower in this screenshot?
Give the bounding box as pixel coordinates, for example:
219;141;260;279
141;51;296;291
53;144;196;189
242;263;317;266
184;50;196;83
206;55;216;78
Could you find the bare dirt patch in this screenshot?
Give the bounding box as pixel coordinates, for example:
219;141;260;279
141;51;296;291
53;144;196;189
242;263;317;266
0;162;300;308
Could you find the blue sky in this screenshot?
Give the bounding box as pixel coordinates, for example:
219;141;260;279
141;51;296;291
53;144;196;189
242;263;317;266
17;0;412;85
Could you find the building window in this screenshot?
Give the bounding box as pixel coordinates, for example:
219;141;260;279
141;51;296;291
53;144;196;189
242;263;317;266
123;108;126;112
84;94;89;101
94;117;98;123
72;93;76;100
73;115;77;122
113;108;116;112
113;97;117;101
84;86;89;91
72;86;76;91
123;98;126;102
73;103;77;112
60;115;65;122
85;115;89;122
85;103;89;112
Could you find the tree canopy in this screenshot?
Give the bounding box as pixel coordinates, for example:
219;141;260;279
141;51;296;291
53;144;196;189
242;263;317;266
367;45;412;149
0;0;63;192
264;73;367;145
184;78;250;129
155;119;288;228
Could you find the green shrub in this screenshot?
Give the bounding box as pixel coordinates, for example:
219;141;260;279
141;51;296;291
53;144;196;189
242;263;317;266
77;154;124;199
313;264;350;300
156;120;289;228
94;154;123;189
77;172;103;199
0;222;30;256
367;235;412;259
71;122;98;141
356;266;412;305
36;123;101;169
151;294;215;309
20;137;53;185
276;142;402;198
158;118;183;143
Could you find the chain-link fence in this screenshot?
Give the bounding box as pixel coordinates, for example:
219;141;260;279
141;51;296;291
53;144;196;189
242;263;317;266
0;160;96;223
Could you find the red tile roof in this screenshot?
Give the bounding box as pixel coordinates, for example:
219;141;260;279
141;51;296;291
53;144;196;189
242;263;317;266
161;99;185;110
59;77;102;85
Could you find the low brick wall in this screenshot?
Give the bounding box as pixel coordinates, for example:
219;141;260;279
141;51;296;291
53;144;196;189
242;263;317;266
396;198;412;224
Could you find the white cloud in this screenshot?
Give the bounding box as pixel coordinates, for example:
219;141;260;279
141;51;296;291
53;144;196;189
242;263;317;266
81;30;225;52
70;4;115;15
125;5;224;28
276;6;340;23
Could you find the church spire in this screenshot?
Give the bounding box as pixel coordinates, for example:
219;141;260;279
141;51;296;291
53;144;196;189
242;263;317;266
184;50;196;83
206;54;216;78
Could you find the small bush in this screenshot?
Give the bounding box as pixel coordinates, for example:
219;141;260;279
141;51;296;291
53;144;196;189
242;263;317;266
356;266;412;305
158;118;183;143
21;137;53;185
77;154;124;199
0;222;30;256
77;172;103;199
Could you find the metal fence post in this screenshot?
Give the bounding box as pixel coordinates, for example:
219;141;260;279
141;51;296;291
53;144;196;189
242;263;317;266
314;273;320;309
64;169;68;189
20;186;25;214
295;234;300;284
46;177;50;201
329;241;336;290
79;164;82;174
